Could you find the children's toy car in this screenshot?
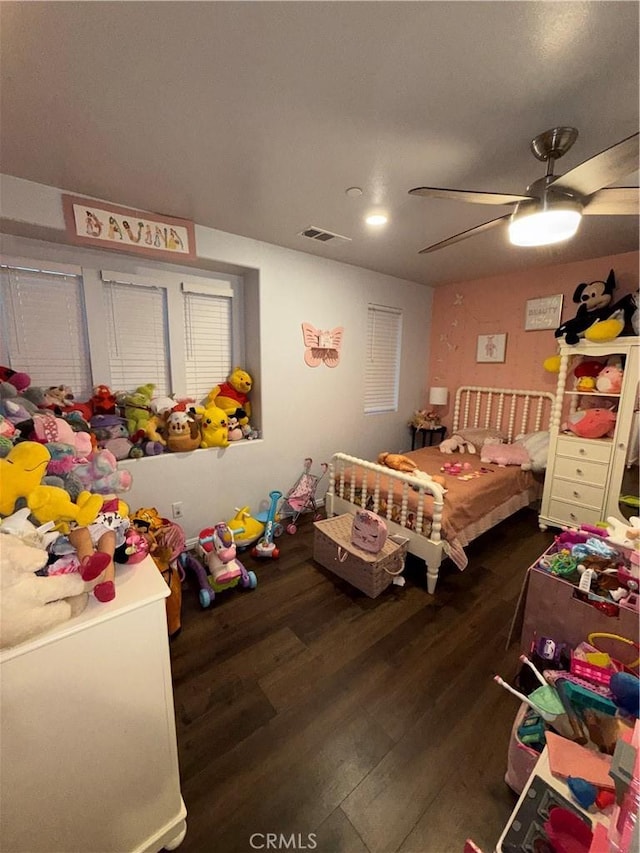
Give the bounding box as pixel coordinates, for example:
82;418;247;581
180;522;257;608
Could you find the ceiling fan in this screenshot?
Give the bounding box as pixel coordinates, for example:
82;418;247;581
409;127;639;253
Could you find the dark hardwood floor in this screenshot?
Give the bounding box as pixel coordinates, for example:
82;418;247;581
169;509;554;853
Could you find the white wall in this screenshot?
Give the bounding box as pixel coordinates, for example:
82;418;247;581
1;175;433;541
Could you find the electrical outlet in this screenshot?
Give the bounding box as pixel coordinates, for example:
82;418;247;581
171;501;183;519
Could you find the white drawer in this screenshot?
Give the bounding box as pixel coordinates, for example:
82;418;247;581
553;455;609;486
547;499;603;527
556;436;612;464
551;478;605;510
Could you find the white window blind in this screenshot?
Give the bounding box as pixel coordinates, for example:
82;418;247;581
0;265;93;398
103;278;170;394
183;291;233;401
365;304;402;414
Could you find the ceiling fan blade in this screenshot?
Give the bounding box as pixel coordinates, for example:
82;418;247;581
582;187;639;216
550;132;639;197
409;187;533;205
418;213;511;254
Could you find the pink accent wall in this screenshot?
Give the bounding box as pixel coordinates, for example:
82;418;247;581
427;250;639;430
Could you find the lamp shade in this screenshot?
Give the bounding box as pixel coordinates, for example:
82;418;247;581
428;386;448;406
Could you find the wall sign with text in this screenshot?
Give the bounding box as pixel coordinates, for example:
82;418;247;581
525;294;564;331
62;195;196;261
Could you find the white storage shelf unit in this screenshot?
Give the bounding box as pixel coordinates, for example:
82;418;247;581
0;556;187;853
539;337;639;530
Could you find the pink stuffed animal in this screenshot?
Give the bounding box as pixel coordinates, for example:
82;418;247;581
480;443;531;469
595;365;623;395
31;412;92;456
562;408;617;439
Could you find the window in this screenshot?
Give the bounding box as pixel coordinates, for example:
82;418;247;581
0;253;245;408
102;274;171;395
0;263;93;397
182;280;234;401
364;303;402;414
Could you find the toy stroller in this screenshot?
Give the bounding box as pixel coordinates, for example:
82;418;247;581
280;457;328;534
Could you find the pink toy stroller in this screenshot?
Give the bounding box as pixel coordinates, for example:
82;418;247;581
280;457;328;534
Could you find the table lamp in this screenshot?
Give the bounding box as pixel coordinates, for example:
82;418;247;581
428;387;448;422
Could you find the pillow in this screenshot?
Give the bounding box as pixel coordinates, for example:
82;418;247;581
455;427;506;449
514;431;550;473
480;442;531;468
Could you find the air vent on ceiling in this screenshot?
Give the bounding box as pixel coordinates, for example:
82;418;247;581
299;226;351;243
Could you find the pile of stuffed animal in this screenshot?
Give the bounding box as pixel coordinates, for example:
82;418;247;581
0;366;257;649
0;365;259;461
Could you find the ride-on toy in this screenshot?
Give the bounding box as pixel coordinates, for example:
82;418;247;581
226;506;264;549
252;490;283;559
180;522;257;608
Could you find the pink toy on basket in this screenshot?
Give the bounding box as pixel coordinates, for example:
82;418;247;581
351;510;387;553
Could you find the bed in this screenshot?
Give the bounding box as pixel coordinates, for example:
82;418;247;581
325;386;554;594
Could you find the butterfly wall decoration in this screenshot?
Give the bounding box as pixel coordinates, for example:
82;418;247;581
301;323;344;368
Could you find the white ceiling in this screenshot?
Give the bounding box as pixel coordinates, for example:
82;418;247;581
1;1;638;287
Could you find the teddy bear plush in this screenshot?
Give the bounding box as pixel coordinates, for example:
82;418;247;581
439;434;476;454
206;367;252;418
0;533;90;649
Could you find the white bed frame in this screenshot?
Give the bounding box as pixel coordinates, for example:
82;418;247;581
325;386;554;594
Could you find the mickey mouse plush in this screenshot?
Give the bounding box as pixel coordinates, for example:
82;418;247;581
555;269;617;345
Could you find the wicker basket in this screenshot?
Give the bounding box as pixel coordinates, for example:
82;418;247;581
313;513;408;598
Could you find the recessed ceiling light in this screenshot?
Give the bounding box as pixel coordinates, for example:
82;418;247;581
365;213;388;226
345;186;363;198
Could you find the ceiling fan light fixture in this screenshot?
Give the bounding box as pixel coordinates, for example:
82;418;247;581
508;200;582;247
365;213;388;226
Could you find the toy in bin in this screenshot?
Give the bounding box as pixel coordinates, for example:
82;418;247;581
280;457;327;534
252;490;282;559
180;522;257;608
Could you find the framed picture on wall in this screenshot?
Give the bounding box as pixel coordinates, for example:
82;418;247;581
525;294;564;330
476;333;507;363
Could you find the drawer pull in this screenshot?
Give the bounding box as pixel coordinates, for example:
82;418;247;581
576;469;583;475
570;512;577;520
579;448;586;455
573;490;580;498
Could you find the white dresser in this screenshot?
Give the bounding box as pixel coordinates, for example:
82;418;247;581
539;337;639;530
0;556;187;853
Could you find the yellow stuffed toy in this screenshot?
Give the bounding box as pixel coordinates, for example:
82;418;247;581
206;367;252;418
27;487;103;533
200;406;230;448
0;442;51;516
0;441;102;533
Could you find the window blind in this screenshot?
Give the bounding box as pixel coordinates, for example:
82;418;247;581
364;304;402;414
0;265;93;398
103;279;170;394
183;291;233;401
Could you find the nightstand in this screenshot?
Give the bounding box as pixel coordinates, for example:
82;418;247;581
410;424;446;450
